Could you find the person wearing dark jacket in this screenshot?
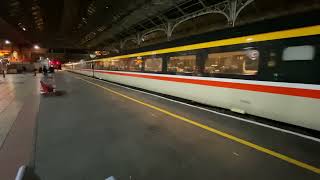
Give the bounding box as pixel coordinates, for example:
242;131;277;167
43;66;48;76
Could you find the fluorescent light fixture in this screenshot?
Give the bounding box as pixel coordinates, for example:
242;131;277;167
34;45;40;49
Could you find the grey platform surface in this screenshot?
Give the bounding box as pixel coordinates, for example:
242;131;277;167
0;74;39;148
34;71;320;180
0;74;41;180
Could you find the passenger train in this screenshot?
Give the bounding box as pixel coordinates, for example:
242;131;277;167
65;11;320;131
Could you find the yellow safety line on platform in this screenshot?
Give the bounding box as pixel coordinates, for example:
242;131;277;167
75;76;320;175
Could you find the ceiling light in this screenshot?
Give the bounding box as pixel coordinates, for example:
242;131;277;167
34;45;40;49
22;27;27;31
5;40;11;44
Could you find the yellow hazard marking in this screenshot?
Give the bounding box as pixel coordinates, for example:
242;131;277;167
75;75;320;174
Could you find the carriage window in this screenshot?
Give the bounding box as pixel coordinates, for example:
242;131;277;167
102;60;112;70
129;57;143;71
168;55;196;74
109;59;128;71
145;58;162;72
282;45;315;61
95;61;104;70
80;61;91;69
205;50;259;75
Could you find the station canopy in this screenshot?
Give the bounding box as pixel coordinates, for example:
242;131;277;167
0;0;319;51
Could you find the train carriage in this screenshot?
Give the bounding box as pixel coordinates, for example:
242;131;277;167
65;11;320;131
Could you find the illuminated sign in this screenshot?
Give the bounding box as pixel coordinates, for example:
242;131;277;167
0;50;10;56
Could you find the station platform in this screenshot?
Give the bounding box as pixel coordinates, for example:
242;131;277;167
0;74;40;180
0;71;319;180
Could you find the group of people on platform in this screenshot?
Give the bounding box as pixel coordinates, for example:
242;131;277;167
38;66;55;76
0;63;56;78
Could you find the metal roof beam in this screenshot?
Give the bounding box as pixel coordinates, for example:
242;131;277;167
198;0;207;8
138;23;148;30
175;5;186;15
147;18;158;26
157;15;169;23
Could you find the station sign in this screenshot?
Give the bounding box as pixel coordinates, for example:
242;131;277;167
0;50;10;56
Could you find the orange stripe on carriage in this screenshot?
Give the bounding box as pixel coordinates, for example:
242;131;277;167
81;69;320;99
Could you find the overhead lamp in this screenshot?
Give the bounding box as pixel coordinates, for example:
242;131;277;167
22;27;27;31
89;54;96;59
5;40;11;44
34;45;40;49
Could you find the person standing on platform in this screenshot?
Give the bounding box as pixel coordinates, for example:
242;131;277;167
43;66;48;76
34;68;37;76
0;62;5;78
49;66;54;73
